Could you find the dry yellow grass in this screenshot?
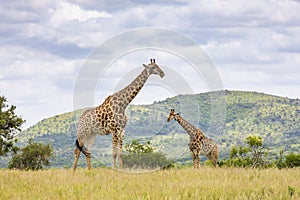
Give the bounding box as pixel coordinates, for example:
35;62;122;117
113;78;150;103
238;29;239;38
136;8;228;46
0;167;299;200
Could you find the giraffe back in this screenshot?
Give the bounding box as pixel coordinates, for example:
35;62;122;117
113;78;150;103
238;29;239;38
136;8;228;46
77;96;115;138
189;129;218;157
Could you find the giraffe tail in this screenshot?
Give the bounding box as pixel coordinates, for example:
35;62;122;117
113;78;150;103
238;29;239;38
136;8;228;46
75;139;83;152
75;139;90;156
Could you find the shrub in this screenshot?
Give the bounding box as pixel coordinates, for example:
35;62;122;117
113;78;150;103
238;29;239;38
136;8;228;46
285;153;300;168
123;140;174;169
221;134;270;168
8;140;53;170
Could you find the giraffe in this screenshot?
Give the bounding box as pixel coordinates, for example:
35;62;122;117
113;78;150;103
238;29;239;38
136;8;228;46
73;59;165;171
167;109;218;168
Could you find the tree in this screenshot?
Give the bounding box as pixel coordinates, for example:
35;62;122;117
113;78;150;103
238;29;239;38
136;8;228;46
220;145;252;167
244;135;267;168
0;96;25;156
220;134;269;168
8;140;53;170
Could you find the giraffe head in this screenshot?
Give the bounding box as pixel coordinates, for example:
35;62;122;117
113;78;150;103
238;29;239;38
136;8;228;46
167;109;180;122
143;59;165;78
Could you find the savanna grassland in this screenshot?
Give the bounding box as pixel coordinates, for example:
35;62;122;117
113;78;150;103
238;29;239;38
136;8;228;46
0;167;299;200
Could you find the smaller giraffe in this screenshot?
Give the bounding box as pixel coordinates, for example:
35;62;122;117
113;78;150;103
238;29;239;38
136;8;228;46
167;109;218;168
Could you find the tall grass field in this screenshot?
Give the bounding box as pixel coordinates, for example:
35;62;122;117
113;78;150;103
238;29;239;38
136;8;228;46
0;167;299;199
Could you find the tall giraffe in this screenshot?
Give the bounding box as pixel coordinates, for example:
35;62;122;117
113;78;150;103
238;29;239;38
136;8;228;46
167;109;218;168
73;59;165;171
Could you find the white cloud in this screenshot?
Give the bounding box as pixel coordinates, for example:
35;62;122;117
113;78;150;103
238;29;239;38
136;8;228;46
49;1;112;25
0;44;82;127
0;45;79;77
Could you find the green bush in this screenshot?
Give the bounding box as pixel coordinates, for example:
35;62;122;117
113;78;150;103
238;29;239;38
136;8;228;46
285;153;300;168
220;135;270;168
220;138;300;169
8;140;53;170
123;140;174;169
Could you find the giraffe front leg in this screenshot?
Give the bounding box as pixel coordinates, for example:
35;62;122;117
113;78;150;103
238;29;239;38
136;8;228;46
118;130;125;169
190;143;200;169
190;150;197;169
192;149;200;169
112;133;118;169
193;158;197;169
195;151;200;169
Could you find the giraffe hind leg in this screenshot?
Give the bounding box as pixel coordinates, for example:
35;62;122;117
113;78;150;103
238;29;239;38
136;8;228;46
80;145;92;170
208;148;219;167
73;139;92;171
73;139;84;172
85;152;91;170
83;133;96;170
213;150;219;167
76;139;83;151
73;147;81;172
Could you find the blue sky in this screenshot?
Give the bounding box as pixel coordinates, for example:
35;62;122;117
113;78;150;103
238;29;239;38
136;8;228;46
1;0;300;128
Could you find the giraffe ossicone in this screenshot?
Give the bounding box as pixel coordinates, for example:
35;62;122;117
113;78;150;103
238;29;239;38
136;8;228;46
167;109;219;169
73;59;165;171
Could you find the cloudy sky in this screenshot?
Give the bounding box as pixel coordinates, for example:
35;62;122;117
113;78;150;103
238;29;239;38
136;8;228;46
1;0;300;128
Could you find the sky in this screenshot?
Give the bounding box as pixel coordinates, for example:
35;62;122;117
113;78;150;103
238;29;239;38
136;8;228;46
1;0;300;129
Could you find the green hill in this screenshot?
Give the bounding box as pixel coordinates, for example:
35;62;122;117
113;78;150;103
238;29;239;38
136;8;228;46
2;90;299;168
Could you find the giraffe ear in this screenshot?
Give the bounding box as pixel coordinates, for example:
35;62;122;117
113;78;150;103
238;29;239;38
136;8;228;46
176;113;180;115
143;64;147;67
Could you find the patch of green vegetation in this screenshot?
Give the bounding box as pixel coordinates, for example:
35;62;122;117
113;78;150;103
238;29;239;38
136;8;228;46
1;90;298;168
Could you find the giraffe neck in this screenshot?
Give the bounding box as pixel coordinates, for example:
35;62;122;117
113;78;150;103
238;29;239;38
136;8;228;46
112;68;150;110
175;115;198;138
